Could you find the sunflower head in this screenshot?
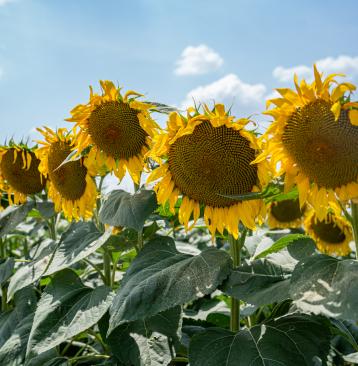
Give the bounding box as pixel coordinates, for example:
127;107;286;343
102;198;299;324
66;81;159;183
35;127;97;221
259;65;358;220
147;104;270;239
304;207;352;256
267;198;305;229
0;141;46;204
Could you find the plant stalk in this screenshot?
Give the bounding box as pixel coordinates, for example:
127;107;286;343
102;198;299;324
351;200;358;260
134;179;144;251
103;251;112;287
228;228;247;332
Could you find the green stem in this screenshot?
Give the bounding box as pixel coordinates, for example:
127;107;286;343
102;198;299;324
228;228;247;332
134;180;144;251
95;176;106;232
69;354;110;365
172;357;189;363
0;238;5;258
0;239;7;311
83;258;107;284
351;201;358;260
103;251;112;287
1;287;7;312
46;217;57;241
111;256;120;286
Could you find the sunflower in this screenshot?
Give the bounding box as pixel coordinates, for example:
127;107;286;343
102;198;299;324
35;127;97;220
267;198;305;229
146;104;270;239
304;208;352;256
0;143;46;204
257;65;358;220
66;81;159;183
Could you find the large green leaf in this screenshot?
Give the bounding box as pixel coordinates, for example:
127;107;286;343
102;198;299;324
0;313;34;366
222;259;290;306
8;222;112;299
290;255;358;319
24;348;60;366
0;287;37;348
189;314;330;366
99;189;157;231
0;287;37;366
27;269;113;356
0;202;35;237
100;307;181;366
254;234;315;259
0;257;14;285
108;236;231;334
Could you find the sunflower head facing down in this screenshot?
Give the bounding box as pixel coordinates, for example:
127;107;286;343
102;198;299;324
304;206;352;256
35;127;97;221
66;81;159;184
0;142;46;204
267;197;305;229
147;104;270;239
259;65;358;220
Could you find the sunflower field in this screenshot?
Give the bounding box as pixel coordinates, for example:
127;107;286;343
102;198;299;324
0;66;357;366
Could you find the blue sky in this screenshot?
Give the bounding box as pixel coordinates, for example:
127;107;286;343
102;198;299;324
1;0;358;144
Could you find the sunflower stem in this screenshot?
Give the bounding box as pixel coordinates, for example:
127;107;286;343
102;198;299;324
228;228;247;332
134;180;144;251
351;201;358;260
103;251;112;287
46;217;57;241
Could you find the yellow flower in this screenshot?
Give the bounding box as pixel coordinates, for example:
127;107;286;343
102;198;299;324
0;143;46;205
304;208;352;256
147;104;270;239
66;81;159;183
35;127;97;221
267;198;305;229
257;65;358;220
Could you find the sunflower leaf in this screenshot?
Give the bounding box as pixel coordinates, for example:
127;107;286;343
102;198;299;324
26;269;114;356
99;189;157;231
254;234;315;259
0;258;14;286
221;259;290;306
290;255;358;320
108;236;231;334
0;202;35;237
99;307;181;366
8;222;112;299
220;182;281;201
188;314;330;366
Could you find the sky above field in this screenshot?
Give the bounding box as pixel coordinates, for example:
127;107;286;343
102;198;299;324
1;0;358;143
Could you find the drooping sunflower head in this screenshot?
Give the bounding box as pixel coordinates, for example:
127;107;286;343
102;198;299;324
66;81;159;183
267;197;306;229
259;65;358;220
304;208;352;256
35;127;97;221
147;104;270;239
0;141;46;204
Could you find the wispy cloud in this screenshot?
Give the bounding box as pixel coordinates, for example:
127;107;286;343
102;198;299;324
181;73;266;109
174;44;224;76
273;55;358;82
0;0;16;6
0;67;3;79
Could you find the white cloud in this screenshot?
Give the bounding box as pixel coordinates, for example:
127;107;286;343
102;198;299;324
273;55;358;82
273;65;311;82
181;73;266;109
174;44;223;76
0;0;16;5
0;67;3;79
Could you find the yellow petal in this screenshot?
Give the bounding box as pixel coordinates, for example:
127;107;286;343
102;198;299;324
349;109;358;126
